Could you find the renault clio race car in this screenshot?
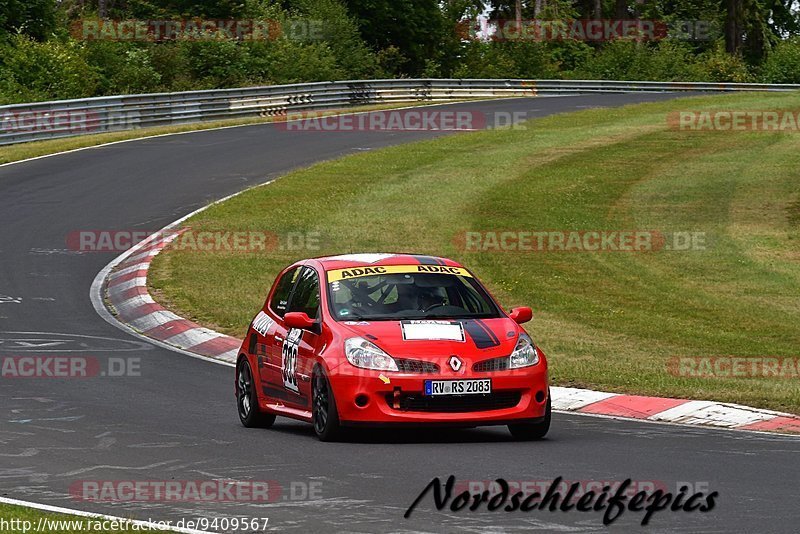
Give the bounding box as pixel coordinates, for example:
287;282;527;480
235;253;550;441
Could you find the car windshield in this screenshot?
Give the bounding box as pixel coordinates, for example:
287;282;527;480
326;264;502;321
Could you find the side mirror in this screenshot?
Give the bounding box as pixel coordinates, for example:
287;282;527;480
284;312;316;331
509;306;533;324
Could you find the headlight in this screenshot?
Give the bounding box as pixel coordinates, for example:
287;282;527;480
509;334;539;369
345;337;399;372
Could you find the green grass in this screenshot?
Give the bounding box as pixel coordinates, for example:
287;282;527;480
0;101;457;165
148;91;800;414
0;503;179;533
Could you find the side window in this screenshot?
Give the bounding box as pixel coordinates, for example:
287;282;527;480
287;267;321;319
269;267;300;318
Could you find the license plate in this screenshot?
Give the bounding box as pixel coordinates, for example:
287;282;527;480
424;379;491;396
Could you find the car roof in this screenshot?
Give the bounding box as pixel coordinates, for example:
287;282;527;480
311;253;464;271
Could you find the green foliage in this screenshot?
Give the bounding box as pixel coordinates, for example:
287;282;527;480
0;35;97;104
572;40;689;81
0;0;798;104
694;43;753;82
86;41;163;94
569;39;752;82
116;0;246;19
0;0;58;41
343;0;446;76
284;0;379;78
246;39;345;84
453;42;521;78
180;39;252;89
374;46;408;77
148;43;194;91
761;38;800;84
454;41;563;79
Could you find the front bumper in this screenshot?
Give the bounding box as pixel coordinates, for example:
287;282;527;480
328;365;549;425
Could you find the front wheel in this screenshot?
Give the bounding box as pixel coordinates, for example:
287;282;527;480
237;358;276;428
508;394;551;440
312;367;343;442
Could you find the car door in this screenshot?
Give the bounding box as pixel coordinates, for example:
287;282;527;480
280;266;323;409
257;266;300;396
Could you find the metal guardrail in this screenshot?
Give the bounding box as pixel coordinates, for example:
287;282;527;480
1;78;798;146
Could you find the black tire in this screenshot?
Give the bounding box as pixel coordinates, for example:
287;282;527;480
237;358;276;428
509;395;551;440
312;366;343;442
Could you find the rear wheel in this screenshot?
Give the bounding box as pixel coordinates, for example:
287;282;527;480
237;358;276;428
508;395;551;440
312;367;343;442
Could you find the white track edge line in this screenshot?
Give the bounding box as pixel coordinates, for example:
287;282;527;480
0;496;220;534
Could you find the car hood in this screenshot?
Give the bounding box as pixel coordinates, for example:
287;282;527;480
338;317;520;361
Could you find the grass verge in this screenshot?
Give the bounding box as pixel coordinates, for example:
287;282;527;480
0;503;179;533
149;91;800;414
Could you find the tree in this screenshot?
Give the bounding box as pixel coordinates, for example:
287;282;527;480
343;0;446;75
85;0;248;18
725;0;743;54
1;0;58;41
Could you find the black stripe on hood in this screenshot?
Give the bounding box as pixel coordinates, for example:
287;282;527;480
462;319;501;349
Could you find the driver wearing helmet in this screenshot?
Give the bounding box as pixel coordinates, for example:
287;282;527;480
416;287;445;312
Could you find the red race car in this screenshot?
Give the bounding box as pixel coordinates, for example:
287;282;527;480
235;253;550;441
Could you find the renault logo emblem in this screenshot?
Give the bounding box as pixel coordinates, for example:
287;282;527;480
448;355;463;372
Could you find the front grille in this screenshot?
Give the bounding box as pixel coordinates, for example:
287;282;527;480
473;357;510;372
387;391;521;413
395;358;440;374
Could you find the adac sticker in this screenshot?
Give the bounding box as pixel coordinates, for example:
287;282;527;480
327;264;472;282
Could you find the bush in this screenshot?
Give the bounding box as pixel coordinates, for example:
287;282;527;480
694;44;753;82
148;43;194;92
452;41;565;79
0;0;58;41
0;35;97;103
572;40;702;81
247;39;344;84
453;42;520;79
761;38;800;84
86;42;162;95
288;0;379;78
179;39;252;89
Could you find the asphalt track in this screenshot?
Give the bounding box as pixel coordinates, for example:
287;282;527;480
1;93;798;533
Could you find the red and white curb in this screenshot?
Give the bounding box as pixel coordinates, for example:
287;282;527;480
550;388;800;434
92;201;800;436
102;230;241;363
